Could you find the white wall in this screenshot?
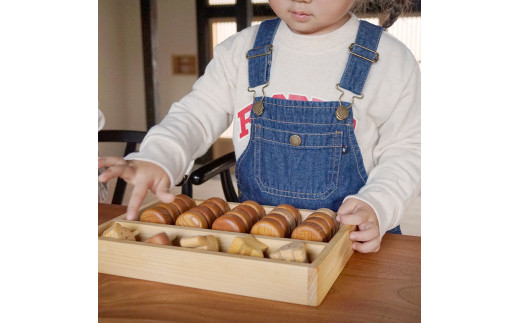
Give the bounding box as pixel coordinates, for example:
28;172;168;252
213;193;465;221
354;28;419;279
156;0;199;120
98;0;146;132
99;0;198;131
99;0;199;201
98;0;199;153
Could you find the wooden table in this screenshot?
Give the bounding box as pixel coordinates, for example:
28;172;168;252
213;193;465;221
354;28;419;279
99;203;421;322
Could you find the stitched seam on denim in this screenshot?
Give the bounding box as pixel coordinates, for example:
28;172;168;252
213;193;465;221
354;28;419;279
260;125;339;136
235;124;256;185
257;137;341;148
259;117;353;127
333;132;341;191
253;125;339;197
263;53;269;85
256;180;335;198
341;51;355;90
347;123;367;184
261;101;352;109
356;61;370;94
252;189;336;200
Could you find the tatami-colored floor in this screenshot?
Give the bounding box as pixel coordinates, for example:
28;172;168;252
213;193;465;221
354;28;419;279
104;175;421;237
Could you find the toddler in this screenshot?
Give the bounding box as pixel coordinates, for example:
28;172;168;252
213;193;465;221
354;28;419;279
99;0;420;253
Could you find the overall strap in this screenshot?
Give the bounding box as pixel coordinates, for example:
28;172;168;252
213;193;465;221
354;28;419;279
247;18;281;88
339;20;384;95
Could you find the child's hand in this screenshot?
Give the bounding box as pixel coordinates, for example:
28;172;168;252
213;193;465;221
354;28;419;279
98;157;175;220
336;198;381;253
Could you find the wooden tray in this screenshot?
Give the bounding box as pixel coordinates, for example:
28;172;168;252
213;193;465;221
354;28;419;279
98;200;355;306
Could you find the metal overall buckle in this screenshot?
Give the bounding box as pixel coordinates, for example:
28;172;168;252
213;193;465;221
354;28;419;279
335;84;364;121
349;43;379;63
248;82;269;116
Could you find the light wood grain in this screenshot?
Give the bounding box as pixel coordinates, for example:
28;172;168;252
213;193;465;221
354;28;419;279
98;203;420;322
98;200;350;306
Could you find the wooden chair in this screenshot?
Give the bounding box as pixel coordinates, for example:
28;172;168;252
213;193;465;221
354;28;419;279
98;130;193;204
188;151;239;202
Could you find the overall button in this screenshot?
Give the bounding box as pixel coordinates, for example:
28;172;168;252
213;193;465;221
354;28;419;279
290;135;301;146
253;100;264;116
335;105;349;120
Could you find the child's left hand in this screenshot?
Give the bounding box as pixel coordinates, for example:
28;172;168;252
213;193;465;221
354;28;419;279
336;198;381;253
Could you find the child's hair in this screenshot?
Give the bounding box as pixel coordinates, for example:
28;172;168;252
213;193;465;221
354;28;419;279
351;0;413;29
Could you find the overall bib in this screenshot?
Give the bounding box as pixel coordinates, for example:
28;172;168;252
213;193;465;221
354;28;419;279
236;18;401;234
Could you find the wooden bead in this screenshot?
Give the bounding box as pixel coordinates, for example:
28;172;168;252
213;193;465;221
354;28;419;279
206;197;230;214
241;200;266;219
200;201;223;218
156;203;181;222
250;217;285;238
308;212;335;235
172;198;189;214
316;208;339;233
264;213;291;237
175;194;196;209
276;204;302;225
270;208;296;231
304;217;332;241
140;206;174;224
175;209;209;229
192;205;217;226
226;208;254;231
261;214;290;237
291;221;328;242
235;204;259;223
212;214;247;233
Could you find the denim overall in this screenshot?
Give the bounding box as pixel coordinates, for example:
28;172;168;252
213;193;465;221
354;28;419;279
236;18;401;234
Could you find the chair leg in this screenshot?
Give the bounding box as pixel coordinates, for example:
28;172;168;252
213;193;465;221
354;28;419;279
181;181;193;198
220;169;238;202
112;178;126;205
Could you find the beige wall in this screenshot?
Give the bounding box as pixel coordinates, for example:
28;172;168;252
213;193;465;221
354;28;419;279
99;0;199;199
98;0;198;138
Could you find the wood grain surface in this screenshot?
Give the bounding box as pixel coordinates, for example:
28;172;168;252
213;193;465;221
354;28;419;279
98;203;420;323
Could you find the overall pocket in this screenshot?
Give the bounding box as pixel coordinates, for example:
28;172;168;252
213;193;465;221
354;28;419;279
253;124;342;199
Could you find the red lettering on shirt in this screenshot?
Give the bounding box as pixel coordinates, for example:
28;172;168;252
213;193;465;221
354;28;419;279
237;104;252;138
288;94;307;101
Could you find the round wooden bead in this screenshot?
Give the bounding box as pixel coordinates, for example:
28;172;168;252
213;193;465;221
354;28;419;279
206;197;230;214
291;221;328;242
212;214;247;233
235;204;259;223
270;208;296;231
175;194;196;209
156;203;181;222
304;216;332;241
308;212;335;235
172;198;189;214
276;204;301;225
250;217;285;238
264;214;291;237
140;206;174;224
175;210;209;229
241;200;266;219
192;205;217;226
201;201;223;218
316;208;339;233
226;208;254;231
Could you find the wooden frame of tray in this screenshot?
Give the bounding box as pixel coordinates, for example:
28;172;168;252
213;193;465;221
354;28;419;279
98;200;355;306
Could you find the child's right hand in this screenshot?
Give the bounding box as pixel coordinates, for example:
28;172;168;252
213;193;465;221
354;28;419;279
98;157;175;220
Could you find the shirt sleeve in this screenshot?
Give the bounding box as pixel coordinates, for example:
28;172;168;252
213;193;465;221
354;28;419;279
124;40;239;187
345;62;421;239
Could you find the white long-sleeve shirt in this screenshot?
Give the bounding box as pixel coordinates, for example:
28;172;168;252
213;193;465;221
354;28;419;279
126;14;421;238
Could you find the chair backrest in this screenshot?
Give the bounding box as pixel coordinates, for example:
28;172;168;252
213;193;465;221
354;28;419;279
98;130;147;204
